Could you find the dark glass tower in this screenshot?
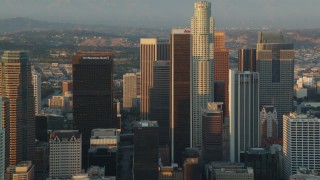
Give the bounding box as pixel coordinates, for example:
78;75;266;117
150;60;170;147
72;52;114;168
238;49;256;72
170;29;191;165
256;31;294;139
133;121;159;180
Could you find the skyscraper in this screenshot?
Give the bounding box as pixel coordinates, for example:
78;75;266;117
32;72;41;115
256;31;294;138
229;70;260;162
133;121;159;180
150;60;170;146
49;130;81;179
140;38;169;120
170;28;191;165
260;106;278;147
238;49;256;72
0;51;35;165
0;97;10;173
283;113;320;180
123;73;137;110
214;31;229;116
72;52;114;168
0;100;5;179
191;1;214;148
62;80;73;96
202;102;223;162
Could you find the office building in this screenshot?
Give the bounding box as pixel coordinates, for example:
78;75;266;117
0;51;35;165
183;148;201;180
49;130;82;179
136;72;141;97
290;168;320;180
283;113;320;179
229;70;260;162
88;129;119;177
133;121;159;180
140;38;169;120
213;167;254;180
150;60;170;146
32;73;42;114
48;95;72;112
240;148;280;180
123;73;137;110
6;161;34;180
159;165;183;180
238;49;256;72
62;80;73;96
205;162;246;180
170;28;191;165
191;0;215;148
72;52;114;168
34;141;49;180
202;102;223;162
35;115;48;142
1;97;10;174
260;106;278;147
256;31;294;138
214;32;229;116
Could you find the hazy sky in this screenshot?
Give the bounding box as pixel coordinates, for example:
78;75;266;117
0;0;319;29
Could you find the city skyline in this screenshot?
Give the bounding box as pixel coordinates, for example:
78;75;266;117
0;0;320;29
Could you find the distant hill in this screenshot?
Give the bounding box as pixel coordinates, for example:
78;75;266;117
0;17;170;37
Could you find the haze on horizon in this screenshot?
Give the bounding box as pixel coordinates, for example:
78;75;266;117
0;0;319;29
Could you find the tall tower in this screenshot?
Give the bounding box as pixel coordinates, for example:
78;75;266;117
229;70;260;162
72;52;114;169
0;97;10;175
191;1;214;147
214;31;229;116
256;31;294;139
0;51;35;165
170;29;191;165
32;73;41;115
150;60;170;146
140;38;169;120
123;73;137;110
238;49;256;72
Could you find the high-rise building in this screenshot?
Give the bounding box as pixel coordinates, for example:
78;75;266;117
229;70;260;162
35;115;48;142
6;161;34;180
283;113;320;180
170;28;191;165
34;141;49;180
260;106;278;147
133;121;159;180
123;73;137;110
256;31;294;138
240;148;280;180
183;148;202;180
238;49;256;72
62;80;73;96
214;32;229;116
49;130;81;179
150;60;170;146
72;52;114;168
0;51;35;165
191;1;215;148
214;31;225;49
140;38;169;120
0;97;10;174
202;102;223;162
32;73;41;115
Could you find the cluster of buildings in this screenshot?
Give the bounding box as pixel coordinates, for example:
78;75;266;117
1;1;320;180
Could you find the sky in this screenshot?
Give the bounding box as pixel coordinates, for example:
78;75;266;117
0;0;319;29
